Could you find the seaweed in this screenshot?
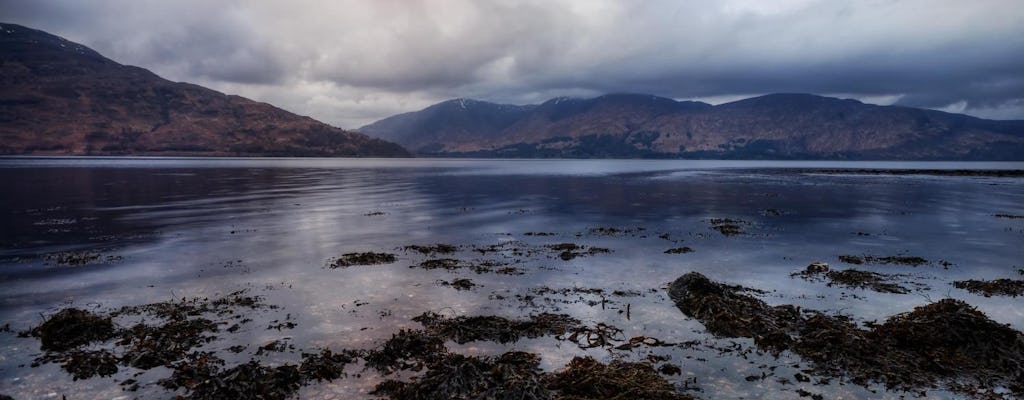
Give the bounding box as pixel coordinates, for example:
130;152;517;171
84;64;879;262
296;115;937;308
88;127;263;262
560;323;625;349
545;356;696;400
328;252;397;268
56;349;119;380
438;278;476;290
404;244;458;255
954;279;1024;297
29;308;116;352
792;263;912;294
668;272;800;351
838;255;930;267
364;329;447;373
372;352;551;400
415;258;462;270
171;360;302;400
670;272;1024;396
299;348;360;382
545;243;611;261
412;312;580;344
120;317;220;369
665;247;694;254
707;218;749;236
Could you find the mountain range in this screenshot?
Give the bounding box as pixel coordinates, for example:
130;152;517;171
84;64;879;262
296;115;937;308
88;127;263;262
0;23;409;157
361;94;1024;160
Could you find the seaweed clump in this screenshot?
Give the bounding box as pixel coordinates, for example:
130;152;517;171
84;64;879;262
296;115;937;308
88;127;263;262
412;312;580;344
162;358;302;400
373;352;551;400
545;243;611;261
792;263;911;294
404;244;458;255
669;272;1024;396
707;218;748;236
372;353;694;400
29;308;116;352
838;254;930;267
328;252;397;268
364;329;447;373
953;279;1024;297
546;356;695;400
668;272;800;350
664;247;694;254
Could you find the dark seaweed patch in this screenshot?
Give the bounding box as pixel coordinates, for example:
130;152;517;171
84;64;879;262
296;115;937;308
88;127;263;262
328;252;397;268
793;263;912;294
546;356;696;400
438;278;476;290
364;329;447;373
665;247;694;254
372;352;551;400
707;218;749;236
403;244;458;255
670;272;1024;396
953;279;1024;297
837;255;930;267
412;312;580;344
545;243;611;260
299;348;360;382
29;308;116;352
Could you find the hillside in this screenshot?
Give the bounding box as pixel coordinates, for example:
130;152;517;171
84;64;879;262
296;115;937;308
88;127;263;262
0;23;410;157
361;93;1024;160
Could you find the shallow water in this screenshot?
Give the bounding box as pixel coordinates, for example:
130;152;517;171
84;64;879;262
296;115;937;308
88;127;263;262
1;157;1022;399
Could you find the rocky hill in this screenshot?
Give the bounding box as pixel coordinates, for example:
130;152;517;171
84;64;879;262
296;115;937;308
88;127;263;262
0;23;410;157
361;93;1024;160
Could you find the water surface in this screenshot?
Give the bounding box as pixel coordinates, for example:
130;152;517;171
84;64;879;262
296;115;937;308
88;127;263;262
1;158;1022;399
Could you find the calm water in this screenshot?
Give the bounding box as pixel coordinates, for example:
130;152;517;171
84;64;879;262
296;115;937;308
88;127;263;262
1;157;1022;399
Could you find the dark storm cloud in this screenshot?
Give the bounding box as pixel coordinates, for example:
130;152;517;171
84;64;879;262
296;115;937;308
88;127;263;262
2;0;1022;126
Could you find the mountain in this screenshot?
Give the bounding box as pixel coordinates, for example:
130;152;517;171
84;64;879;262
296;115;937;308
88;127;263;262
0;23;409;157
361;93;1024;160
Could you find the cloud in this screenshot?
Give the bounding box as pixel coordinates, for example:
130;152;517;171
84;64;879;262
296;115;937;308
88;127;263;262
2;0;1023;127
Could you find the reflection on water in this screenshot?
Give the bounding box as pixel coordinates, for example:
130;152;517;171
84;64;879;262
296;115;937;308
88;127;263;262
1;158;1023;399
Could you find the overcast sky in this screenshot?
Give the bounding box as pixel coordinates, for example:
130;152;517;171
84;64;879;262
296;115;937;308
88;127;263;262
2;0;1023;128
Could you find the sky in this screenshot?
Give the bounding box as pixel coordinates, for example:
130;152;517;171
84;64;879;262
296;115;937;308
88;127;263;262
2;0;1023;128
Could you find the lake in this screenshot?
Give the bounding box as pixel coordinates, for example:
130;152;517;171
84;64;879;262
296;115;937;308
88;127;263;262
1;157;1022;399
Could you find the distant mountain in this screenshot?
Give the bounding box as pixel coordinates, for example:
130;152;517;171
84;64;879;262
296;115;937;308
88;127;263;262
0;23;409;157
361;93;1024;160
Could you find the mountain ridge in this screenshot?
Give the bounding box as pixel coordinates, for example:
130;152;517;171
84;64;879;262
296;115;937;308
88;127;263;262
360;93;1024;160
0;23;410;157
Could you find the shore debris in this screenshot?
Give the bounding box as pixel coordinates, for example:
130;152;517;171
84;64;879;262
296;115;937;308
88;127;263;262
328;252;397;268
